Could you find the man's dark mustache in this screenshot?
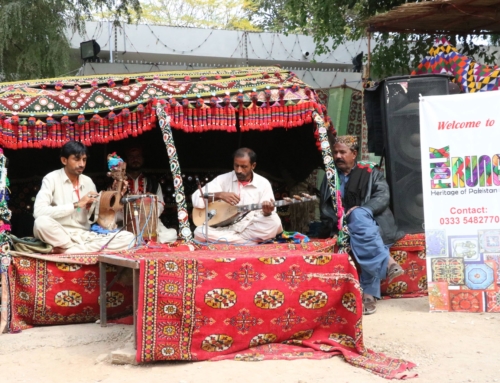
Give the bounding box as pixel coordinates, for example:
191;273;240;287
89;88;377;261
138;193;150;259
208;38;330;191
335;160;345;164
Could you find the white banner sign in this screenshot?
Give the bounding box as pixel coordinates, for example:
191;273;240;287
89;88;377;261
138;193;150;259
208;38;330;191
420;91;500;313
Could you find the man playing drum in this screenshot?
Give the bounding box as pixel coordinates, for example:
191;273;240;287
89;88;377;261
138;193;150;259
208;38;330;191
123;147;177;243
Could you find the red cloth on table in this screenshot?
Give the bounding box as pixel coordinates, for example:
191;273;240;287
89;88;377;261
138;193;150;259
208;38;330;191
8;253;133;332
135;249;416;379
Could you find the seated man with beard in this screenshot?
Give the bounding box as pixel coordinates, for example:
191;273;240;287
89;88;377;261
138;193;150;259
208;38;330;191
191;148;283;244
319;135;404;315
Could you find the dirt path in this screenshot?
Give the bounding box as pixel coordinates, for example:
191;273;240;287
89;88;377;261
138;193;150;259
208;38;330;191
1;297;498;383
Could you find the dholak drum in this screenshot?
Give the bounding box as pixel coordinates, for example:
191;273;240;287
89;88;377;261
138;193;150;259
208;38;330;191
124;195;158;241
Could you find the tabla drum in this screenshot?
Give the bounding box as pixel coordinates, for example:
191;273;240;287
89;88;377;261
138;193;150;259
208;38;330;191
124;195;158;241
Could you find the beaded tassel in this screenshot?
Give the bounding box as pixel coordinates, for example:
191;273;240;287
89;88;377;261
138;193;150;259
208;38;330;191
28;117;36;148
122;108;131;136
46;117;55;148
137;104;144;135
61;116;70;143
131;111;137;137
19;118;27;149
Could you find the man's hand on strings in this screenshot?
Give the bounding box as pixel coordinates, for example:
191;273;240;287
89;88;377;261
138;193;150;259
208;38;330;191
200;192;240;206
262;200;275;217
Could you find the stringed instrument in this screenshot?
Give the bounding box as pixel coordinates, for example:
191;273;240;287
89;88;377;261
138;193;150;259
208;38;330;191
97;154;127;230
192;193;316;227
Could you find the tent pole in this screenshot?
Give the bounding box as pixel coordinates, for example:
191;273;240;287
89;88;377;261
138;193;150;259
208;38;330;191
312;111;349;254
156;104;193;243
366;31;371;80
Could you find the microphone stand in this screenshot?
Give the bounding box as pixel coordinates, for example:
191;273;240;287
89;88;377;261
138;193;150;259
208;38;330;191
196;178;210;245
204;183;209;245
133;203;142;247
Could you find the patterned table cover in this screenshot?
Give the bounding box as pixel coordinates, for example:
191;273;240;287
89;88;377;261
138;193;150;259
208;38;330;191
133;250;416;379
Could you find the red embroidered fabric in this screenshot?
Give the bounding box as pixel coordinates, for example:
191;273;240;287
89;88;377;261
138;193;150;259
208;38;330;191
135;249;416;379
8;254;133;332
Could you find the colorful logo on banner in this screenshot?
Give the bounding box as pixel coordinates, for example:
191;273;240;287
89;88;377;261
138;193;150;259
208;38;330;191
429;145;500;192
420;91;500;313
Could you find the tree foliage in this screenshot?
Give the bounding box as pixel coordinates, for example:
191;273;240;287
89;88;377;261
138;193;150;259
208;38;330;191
0;0;141;81
248;0;500;79
98;0;260;31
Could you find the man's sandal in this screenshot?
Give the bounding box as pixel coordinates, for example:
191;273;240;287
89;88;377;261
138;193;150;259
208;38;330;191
386;263;404;283
363;295;377;315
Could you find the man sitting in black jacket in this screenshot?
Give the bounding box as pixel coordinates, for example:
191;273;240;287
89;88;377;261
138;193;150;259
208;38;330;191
320;135;404;315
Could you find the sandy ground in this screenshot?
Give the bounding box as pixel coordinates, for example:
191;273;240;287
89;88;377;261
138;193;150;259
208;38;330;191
1;297;499;383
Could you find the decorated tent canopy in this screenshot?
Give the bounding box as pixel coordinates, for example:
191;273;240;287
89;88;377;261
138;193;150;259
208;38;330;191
0;67;341;244
0;67;329;150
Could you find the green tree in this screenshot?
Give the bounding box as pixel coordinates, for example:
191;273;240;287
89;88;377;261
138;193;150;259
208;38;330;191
0;0;141;81
97;0;260;31
248;0;499;78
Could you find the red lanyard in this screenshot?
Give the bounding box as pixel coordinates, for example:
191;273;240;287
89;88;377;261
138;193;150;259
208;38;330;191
237;180;251;198
73;182;80;200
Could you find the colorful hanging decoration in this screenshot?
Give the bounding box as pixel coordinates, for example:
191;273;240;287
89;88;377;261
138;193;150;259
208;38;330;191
412;37;500;93
0;67;327;149
156;101;191;243
312;111;349;253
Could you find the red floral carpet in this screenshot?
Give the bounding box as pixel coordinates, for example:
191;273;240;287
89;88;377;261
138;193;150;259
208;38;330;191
381;234;427;298
136;250;416;379
193;238;338;253
8;253;132;332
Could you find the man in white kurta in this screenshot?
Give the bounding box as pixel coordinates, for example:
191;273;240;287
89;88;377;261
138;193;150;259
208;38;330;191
191;148;282;244
124;147;177;243
33;141;135;253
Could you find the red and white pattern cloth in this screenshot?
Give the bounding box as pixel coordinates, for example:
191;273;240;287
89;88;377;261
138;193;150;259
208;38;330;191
135;249;416;379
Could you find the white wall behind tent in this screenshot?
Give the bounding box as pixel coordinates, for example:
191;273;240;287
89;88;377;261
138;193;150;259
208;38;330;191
68;22;365;90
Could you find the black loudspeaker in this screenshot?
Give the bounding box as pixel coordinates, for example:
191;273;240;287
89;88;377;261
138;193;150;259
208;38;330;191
381;74;452;234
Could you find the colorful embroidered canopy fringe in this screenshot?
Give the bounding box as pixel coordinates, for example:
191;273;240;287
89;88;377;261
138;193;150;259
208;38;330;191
0;67;328;150
412;37;500;93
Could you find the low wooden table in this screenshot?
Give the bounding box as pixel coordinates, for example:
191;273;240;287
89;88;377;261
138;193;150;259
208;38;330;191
98;254;140;348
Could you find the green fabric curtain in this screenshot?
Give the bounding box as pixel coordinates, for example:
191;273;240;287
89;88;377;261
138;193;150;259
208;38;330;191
327;87;353;136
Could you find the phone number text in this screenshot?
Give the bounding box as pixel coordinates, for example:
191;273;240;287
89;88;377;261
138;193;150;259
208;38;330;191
439;216;500;224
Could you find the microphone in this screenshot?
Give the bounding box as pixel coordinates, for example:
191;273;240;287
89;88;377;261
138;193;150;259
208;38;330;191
121;194;150;204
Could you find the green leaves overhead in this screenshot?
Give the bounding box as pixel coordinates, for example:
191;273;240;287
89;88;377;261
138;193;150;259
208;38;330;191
0;0;141;81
